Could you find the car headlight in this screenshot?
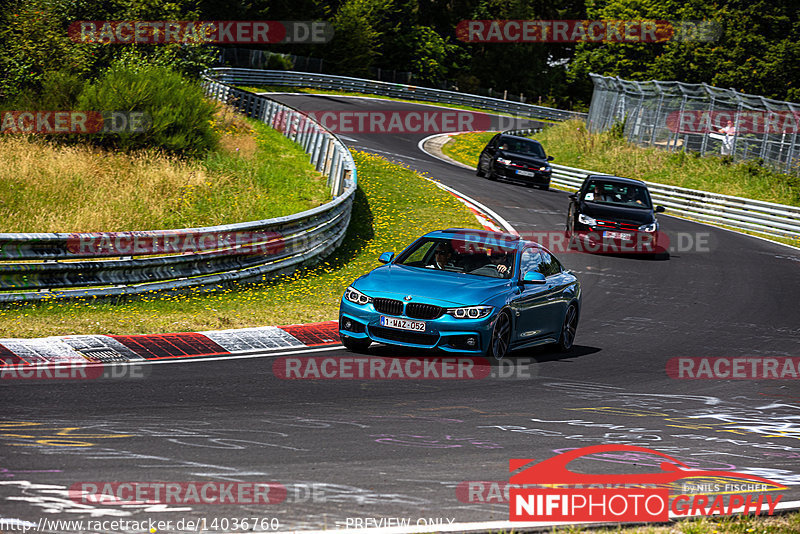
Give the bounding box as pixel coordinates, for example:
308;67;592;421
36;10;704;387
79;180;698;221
578;213;597;226
539;166;550;171
344;286;372;305
496;157;512;165
638;222;658;233
446;305;494;319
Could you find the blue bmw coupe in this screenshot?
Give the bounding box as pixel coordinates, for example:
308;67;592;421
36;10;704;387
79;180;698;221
338;229;581;359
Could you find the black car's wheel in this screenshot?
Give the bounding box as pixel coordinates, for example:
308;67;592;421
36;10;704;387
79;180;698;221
539;184;549;191
341;335;371;353
487;311;512;360
476;163;485;177
487;167;498;181
556;304;578;352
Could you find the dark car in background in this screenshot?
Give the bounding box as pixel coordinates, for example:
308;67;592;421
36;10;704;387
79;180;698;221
477;134;554;190
565;175;667;256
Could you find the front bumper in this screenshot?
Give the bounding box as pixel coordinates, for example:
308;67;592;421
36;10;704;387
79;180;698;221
492;163;551;186
571;226;659;254
339;299;496;354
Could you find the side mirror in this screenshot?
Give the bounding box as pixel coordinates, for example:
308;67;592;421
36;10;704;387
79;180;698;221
547;155;554;161
378;252;394;264
522;271;546;284
655;206;666;213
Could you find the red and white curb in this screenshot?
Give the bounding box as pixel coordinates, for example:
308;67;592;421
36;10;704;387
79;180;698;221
0;321;340;367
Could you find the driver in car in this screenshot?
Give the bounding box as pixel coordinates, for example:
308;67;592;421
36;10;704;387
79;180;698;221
428;243;457;270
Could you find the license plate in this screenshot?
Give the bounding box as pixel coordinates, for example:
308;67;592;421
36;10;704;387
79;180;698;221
603;231;632;240
516;169;535;177
380;316;426;332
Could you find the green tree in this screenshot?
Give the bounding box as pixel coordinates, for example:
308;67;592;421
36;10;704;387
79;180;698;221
326;0;395;77
568;0;800;104
0;0;96;101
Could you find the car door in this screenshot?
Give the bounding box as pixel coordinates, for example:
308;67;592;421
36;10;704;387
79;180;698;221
537;251;575;335
508;246;558;343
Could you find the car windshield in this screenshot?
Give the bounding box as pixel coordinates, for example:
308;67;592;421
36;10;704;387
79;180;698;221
499;139;546;159
582;181;652;209
395;238;515;279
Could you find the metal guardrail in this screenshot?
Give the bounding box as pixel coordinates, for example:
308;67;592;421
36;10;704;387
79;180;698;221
208;68;587;123
504;128;800;240
0;78;357;303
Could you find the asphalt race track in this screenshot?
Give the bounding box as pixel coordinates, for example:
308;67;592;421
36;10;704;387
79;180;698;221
2;95;799;533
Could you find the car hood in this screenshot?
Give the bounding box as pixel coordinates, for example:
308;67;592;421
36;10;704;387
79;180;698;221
580;201;655;225
498;150;549;168
353;264;511;306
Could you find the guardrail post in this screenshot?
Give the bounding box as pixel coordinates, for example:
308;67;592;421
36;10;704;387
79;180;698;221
291;114;300;142
322;136;334;176
315;135;330;172
327;144;340;189
296;115;304;147
302;120;314;152
339;168;352;197
309;129;322;167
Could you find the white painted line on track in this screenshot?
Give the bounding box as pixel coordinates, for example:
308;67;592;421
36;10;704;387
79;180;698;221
417;133;517;235
429;180;518;235
417;132;476;171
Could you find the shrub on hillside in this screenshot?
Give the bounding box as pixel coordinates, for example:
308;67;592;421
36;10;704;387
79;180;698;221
77;64;218;156
2;71;86;111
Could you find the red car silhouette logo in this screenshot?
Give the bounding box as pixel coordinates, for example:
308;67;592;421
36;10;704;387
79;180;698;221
510;444;780;487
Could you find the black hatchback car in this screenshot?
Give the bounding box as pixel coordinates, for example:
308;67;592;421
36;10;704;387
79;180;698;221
477;134;554;190
566;175;667;255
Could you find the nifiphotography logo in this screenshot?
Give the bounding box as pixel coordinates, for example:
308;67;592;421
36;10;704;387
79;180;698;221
509;445;785;522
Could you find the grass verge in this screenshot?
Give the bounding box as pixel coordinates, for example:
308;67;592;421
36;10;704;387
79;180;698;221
0;152;480;337
534;120;800;208
545;510;800;534
0;105;329;232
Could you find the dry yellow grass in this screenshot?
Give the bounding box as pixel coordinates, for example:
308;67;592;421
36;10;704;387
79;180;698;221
0;105;328;233
0;137;210;232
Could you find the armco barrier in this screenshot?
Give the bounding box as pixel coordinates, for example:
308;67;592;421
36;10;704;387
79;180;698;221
206;68;587;123
507;127;800;240
0;79;357;303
